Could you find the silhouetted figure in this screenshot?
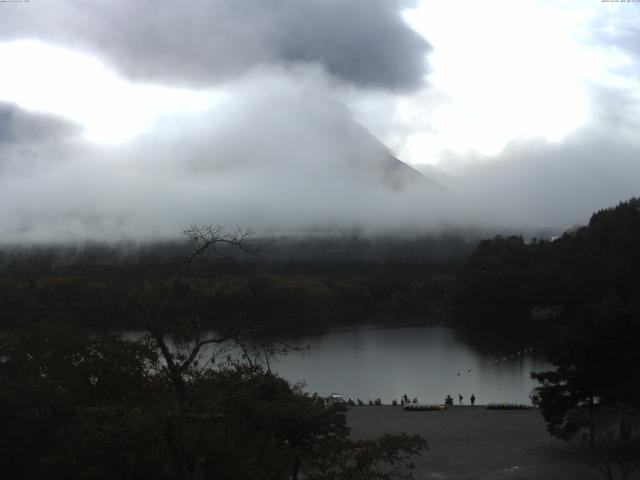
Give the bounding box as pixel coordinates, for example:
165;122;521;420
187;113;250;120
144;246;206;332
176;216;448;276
459;394;463;404
471;393;476;406
445;394;453;406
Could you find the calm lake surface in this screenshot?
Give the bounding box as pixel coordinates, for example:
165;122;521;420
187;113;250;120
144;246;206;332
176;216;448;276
272;325;547;405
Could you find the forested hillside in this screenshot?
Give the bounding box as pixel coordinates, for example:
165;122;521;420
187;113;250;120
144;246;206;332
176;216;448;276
454;197;640;310
2;198;639;333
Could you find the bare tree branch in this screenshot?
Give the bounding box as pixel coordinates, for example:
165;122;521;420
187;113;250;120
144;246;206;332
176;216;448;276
106;225;262;409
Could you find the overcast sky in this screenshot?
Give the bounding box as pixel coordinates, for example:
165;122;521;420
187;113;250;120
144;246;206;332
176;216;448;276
0;0;639;242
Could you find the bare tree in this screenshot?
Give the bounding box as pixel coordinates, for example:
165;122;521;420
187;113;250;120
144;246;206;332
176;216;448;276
115;225;258;408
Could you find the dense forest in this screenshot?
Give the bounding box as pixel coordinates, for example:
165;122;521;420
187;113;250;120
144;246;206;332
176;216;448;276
0;260;458;331
0;233;470;331
454;197;640;314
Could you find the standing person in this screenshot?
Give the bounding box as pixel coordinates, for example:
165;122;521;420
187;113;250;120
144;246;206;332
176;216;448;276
458;393;463;405
471;393;476;406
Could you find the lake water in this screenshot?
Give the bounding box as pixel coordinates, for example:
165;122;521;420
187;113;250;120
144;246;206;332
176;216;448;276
272;325;547;405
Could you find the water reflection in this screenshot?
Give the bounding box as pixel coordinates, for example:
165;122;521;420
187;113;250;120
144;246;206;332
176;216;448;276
273;326;548;404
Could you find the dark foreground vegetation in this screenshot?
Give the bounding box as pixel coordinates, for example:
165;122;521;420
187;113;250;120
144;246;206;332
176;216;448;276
1;198;640;479
0;226;426;480
0;324;426;480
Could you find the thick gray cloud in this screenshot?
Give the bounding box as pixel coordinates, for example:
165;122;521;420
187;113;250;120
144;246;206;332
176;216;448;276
0;103;81;175
429;129;640;231
0;88;447;243
0;0;430;90
0;103;78;145
591;8;640;76
1;87;639;244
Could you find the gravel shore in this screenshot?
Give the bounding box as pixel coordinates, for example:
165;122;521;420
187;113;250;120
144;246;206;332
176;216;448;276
347;405;619;480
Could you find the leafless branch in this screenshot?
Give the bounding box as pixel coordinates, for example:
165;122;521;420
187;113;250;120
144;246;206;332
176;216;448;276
178;334;234;375
157;225;257;321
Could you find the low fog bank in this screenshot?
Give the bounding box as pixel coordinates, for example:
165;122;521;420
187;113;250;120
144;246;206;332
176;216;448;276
1;71;639;244
423;130;640;230
0;229;493;272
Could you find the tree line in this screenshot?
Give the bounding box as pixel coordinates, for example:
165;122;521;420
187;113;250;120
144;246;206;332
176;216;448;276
0;262;455;331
